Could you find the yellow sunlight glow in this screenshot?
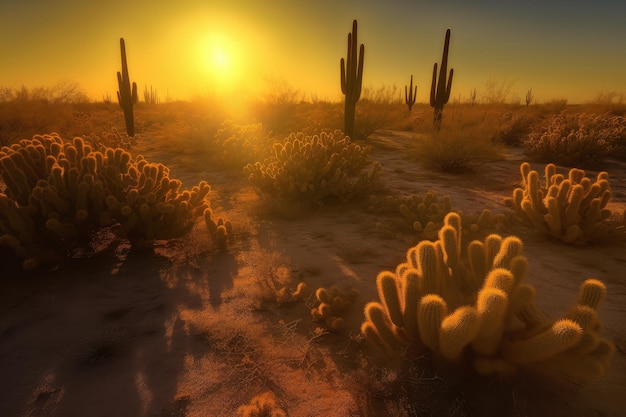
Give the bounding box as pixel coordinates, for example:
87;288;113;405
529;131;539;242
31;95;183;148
198;32;240;88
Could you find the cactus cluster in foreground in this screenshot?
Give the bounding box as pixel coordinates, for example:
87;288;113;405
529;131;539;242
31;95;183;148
0;133;229;269
361;212;614;379
505;162;625;244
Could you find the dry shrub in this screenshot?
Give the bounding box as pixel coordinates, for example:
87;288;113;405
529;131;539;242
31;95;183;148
353;84;405;140
236;391;286;417
495;111;541;146
524;112;625;168
415;108;505;172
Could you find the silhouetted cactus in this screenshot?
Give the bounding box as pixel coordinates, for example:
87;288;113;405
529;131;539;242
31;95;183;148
430;29;453;130
340;20;364;139
525;88;534;106
116;38;138;137
405;75;417;112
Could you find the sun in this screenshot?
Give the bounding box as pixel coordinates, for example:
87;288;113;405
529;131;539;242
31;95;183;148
213;48;229;70
199;33;240;86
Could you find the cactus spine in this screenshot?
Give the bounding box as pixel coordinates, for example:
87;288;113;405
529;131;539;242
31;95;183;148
405;75;417;112
117;38;138;137
340;20;364;140
430;29;453;130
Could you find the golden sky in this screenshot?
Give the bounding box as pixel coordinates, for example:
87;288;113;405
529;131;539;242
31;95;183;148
1;0;625;103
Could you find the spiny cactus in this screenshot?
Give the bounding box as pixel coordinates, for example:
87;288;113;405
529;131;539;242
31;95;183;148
311;285;359;331
244;131;380;206
368;192;506;243
405;75;417;112
340;19;364;139
524;112;625;168
0;133;229;269
505;162;625;244
117;38;138;137
361;212;614;380
430;29;453;130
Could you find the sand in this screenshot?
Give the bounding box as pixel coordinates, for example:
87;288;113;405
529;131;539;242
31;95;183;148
1;131;625;416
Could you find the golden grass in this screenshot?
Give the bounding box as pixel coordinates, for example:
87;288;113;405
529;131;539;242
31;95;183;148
413;106;506;172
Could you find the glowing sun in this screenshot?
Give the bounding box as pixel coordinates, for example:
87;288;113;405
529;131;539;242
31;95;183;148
199;33;239;85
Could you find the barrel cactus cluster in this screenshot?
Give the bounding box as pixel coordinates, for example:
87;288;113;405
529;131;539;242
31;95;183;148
0;133;229;270
369;192;506;243
244;130;380;205
361;212;614;379
505;162;625;244
310;285;360;331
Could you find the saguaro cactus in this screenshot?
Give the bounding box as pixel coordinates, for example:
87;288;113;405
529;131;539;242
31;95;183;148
117;38;138;137
340;19;364;140
525;88;534;106
430;29;453;130
405;75;417;112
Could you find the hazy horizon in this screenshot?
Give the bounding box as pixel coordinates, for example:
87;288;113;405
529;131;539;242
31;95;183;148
2;0;625;105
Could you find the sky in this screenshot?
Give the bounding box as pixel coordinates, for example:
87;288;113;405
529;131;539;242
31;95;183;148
1;0;625;104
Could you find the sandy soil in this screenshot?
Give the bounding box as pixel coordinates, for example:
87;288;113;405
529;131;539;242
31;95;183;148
1;131;625;416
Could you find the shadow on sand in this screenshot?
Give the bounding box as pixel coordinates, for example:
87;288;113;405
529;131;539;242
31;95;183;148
0;237;239;417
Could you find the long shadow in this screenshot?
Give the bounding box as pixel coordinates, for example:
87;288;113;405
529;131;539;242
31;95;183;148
0;237;240;417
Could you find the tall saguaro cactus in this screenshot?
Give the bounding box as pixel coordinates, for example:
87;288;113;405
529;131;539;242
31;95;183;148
117;38;138;137
405;75;417;112
430;29;454;130
340;19;364;140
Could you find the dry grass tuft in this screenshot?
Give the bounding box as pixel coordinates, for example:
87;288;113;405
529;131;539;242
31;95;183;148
414;108;505;172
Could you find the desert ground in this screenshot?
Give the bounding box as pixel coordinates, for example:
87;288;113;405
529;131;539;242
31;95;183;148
1;105;626;417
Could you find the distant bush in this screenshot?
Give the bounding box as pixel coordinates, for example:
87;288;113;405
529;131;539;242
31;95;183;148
352;84;405;140
1;82;89;104
495;111;540;146
524;112;625;167
415;108;505;172
244;130;380;206
212;120;272;169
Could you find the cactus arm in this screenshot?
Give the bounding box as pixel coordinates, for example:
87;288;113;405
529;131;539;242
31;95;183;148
503;319;583;365
439;306;480;361
376;271;404;327
473;288;509;356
